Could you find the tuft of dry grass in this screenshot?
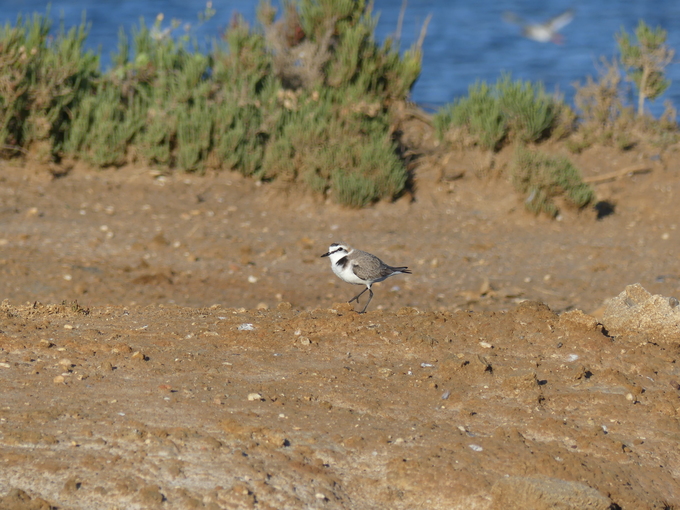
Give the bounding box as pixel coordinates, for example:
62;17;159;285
570;57;678;152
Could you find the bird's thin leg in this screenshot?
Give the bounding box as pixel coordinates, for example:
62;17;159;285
349;287;369;304
359;288;374;314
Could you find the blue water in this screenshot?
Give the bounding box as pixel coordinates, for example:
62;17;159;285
3;1;680;116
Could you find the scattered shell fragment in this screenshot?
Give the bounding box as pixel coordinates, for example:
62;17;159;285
247;393;264;401
238;323;254;331
469;444;483;452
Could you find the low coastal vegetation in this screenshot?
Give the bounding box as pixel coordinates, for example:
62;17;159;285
433;75;574;151
510;147;594;217
433;19;676;215
0;4;676;213
0;1;426;207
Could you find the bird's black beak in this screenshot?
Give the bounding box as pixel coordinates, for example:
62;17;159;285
320;251;330;258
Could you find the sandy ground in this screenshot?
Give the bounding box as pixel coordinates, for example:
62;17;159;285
1;140;680;508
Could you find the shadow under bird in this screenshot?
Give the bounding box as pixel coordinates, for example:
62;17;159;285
321;243;411;313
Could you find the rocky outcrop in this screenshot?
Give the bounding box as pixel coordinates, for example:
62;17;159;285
602;283;680;341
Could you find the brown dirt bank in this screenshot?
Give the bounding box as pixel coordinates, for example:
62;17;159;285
1;141;680;508
1;144;680;316
0;300;679;509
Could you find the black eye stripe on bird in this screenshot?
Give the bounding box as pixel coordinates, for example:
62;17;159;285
321;243;411;314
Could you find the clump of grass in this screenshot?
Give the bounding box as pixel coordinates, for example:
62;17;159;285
434;81;505;150
570;60;678;152
434;74;566;151
511;147;594;217
569;58;636;152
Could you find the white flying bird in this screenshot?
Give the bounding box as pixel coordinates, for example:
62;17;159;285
503;9;575;44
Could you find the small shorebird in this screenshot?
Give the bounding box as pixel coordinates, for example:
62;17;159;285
503;9;574;44
321;242;411;313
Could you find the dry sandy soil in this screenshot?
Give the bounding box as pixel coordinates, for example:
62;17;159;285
1;138;680;509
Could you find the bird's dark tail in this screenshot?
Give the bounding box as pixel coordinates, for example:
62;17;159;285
391;266;411;274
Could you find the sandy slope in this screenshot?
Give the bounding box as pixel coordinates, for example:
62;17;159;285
1;147;680;508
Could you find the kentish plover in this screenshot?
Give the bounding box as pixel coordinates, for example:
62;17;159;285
321;242;411;313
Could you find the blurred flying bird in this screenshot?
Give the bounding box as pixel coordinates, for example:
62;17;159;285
503;9;575;44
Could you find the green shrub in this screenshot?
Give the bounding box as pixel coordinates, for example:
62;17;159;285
211;17;278;177
176;96;212;171
118;18;215;168
230;0;418;204
0;1;424;206
617;20;674;117
434;81;505;150
497;75;557;143
434;74;564;151
259;86;407;207
511;147;594;217
64;84;145;166
0;11;98;159
212;99;270;176
264;0;422;101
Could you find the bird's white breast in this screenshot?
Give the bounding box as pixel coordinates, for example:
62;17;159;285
331;260;366;285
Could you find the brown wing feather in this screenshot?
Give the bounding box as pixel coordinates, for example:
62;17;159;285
350;250;410;281
351;253;383;281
